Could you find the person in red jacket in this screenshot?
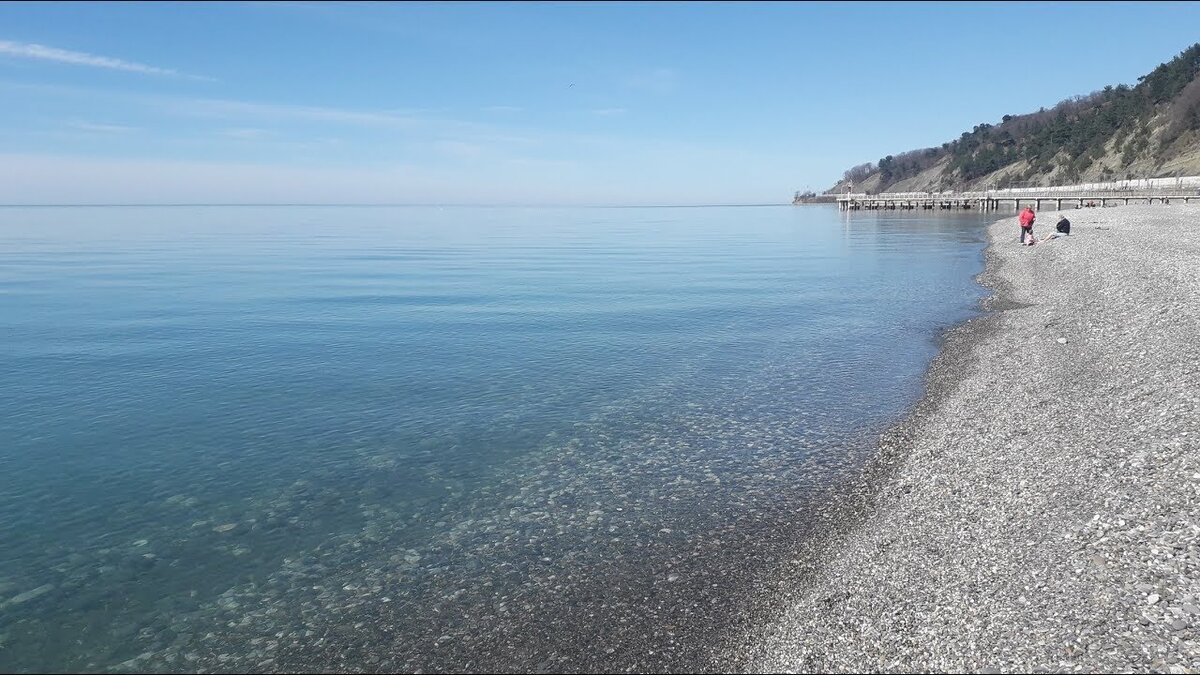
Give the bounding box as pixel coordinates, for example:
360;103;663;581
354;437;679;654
1018;206;1036;245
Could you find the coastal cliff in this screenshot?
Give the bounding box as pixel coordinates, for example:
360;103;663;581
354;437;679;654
825;43;1200;196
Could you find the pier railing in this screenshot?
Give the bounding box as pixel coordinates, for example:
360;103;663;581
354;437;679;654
832;175;1200;211
837;188;1200;211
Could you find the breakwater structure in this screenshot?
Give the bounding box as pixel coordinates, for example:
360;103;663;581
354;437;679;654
834;176;1200;211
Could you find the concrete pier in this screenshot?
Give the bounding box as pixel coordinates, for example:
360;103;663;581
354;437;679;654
837;190;1198;211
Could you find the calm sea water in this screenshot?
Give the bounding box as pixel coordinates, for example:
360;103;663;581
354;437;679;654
0;205;991;672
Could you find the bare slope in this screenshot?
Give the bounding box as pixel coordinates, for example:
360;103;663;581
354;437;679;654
827;44;1200;195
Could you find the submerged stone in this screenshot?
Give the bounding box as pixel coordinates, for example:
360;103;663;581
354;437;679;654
3;584;54;607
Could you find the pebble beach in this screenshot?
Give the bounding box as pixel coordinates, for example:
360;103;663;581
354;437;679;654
729;203;1200;673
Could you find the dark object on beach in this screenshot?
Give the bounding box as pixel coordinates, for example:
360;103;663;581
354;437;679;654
1056;216;1071;235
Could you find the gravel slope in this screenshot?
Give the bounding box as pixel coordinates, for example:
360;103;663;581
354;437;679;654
729;204;1200;673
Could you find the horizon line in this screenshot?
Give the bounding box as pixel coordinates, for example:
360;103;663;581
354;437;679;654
0;202;794;209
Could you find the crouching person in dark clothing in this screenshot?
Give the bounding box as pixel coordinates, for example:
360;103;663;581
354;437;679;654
1043;214;1073;241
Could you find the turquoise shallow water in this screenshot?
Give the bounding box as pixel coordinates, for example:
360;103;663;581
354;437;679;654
0;204;991;671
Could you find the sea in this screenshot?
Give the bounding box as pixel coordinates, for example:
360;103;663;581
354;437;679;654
0;204;993;672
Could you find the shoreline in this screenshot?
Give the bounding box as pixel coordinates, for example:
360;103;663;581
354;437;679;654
723;204;1200;672
0;205;987;674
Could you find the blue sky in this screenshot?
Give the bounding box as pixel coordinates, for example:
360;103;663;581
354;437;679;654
2;1;1199;205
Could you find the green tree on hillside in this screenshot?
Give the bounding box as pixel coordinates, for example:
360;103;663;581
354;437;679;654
836;43;1200;191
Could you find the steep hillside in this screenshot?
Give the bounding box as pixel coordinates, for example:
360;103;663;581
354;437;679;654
828;43;1200;194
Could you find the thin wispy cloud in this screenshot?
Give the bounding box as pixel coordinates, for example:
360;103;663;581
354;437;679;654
0;39;210;80
625;67;678;95
0;78;611;151
168;97;428;128
591;108;627;117
483;105;523;114
67;121;137;133
434;140;485;159
0;76;674;185
162;96;556;147
218;128;274;140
